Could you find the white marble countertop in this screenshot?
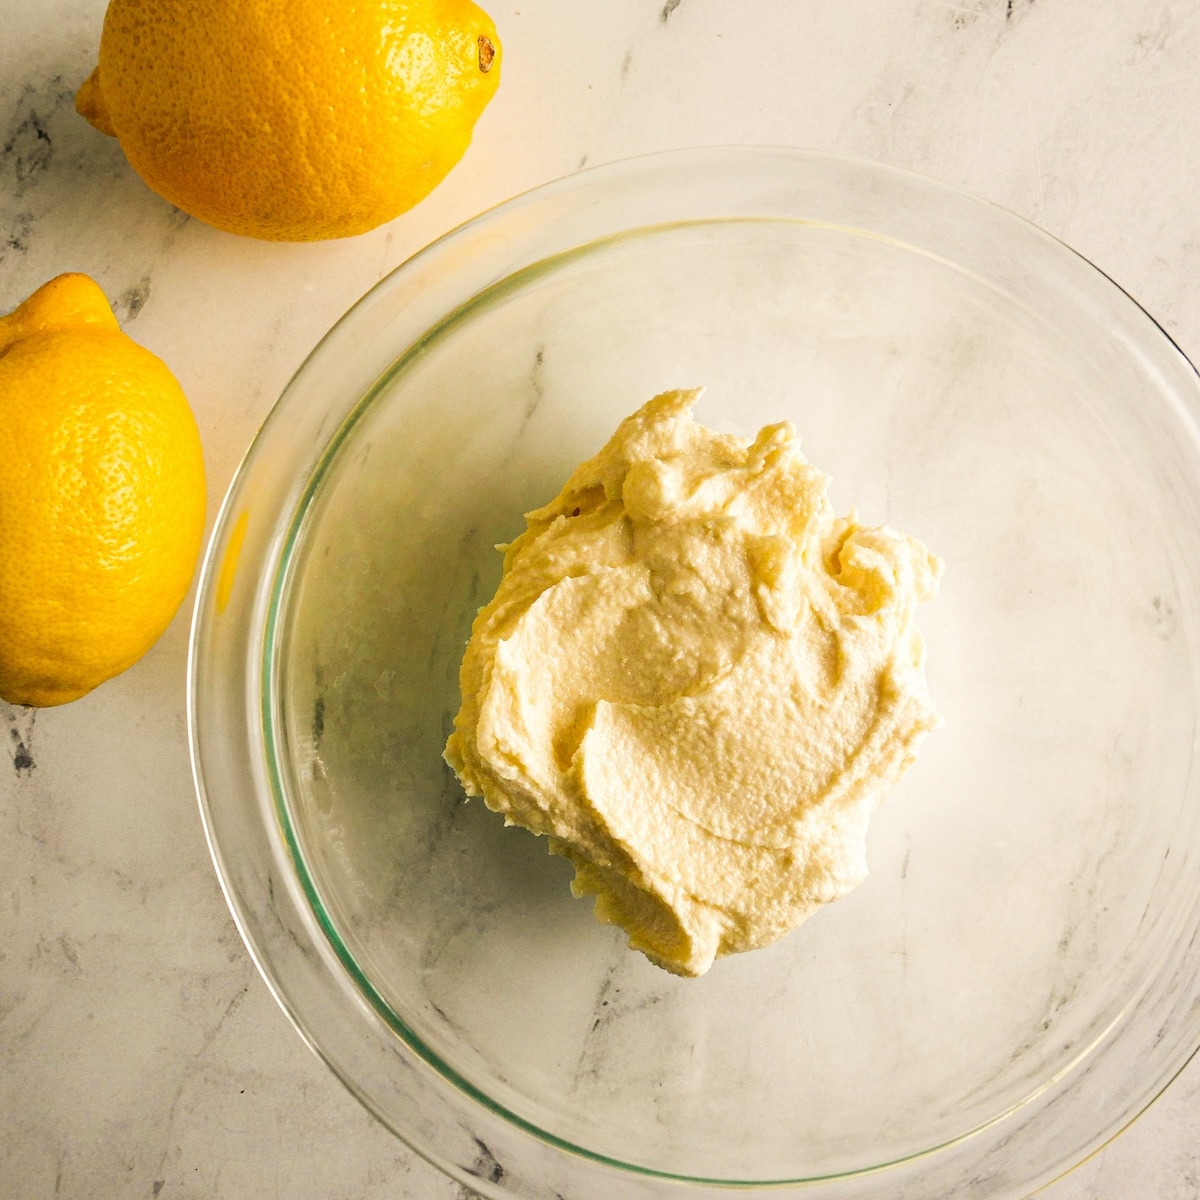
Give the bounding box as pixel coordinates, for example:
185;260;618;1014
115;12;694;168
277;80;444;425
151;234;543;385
3;2;1200;1197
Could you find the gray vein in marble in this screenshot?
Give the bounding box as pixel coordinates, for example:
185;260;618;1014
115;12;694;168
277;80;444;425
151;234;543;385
2;79;68;195
0;67;196;345
660;0;683;23
5;211;33;256
270;872;329;966
569;965;618;1088
469;1136;505;1184
1146;593;1179;641
149;984;252;1186
568;963;674;1094
377;226;398;282
464;342;548;516
5;705;36;775
955;786;1127;1113
7;750;157;900
897;832;913;981
418;913;474;973
114;273;152;323
434;524;489;741
1129;7;1176;66
451;1137;508;1200
304;660;330;782
946;0;1035;32
394;775;492;935
312;671;326;742
526;344;546;422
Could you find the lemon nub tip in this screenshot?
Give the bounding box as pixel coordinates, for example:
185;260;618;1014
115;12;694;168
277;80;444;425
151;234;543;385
75;66;117;137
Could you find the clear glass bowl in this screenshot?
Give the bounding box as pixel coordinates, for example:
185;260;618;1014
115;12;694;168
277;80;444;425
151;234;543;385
188;148;1200;1199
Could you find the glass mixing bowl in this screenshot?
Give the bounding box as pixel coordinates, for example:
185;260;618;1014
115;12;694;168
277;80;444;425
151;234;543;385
188;148;1200;1199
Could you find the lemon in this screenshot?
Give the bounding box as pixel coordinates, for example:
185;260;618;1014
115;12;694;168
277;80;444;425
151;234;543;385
0;274;206;707
75;0;502;242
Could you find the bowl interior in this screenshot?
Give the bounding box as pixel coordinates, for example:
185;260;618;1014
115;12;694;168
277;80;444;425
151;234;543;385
266;215;1200;1182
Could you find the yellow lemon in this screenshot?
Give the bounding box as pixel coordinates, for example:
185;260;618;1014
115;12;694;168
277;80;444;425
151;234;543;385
0;274;206;707
75;0;502;241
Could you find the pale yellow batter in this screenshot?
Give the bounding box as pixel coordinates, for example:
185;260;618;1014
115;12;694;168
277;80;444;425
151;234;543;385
445;390;942;976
